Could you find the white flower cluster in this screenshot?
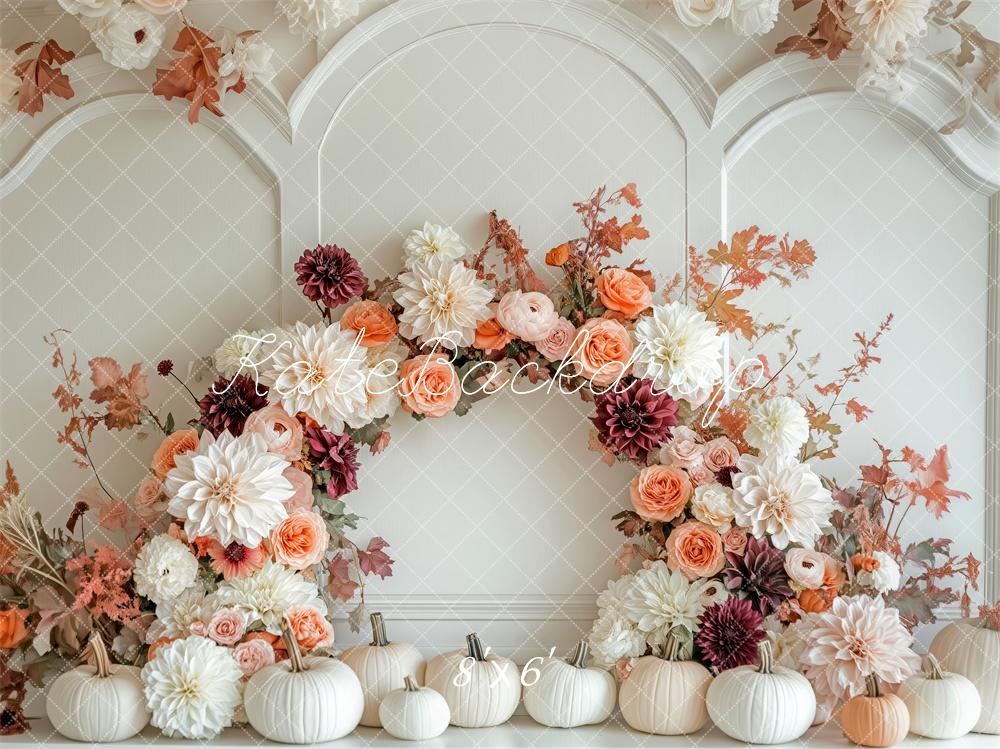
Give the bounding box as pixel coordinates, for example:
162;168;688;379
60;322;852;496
671;0;780;36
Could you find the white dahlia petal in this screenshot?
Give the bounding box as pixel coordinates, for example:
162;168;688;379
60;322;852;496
209;560;327;633
633;302;723;402
132;534;199;605
622;561;709;646
403;222;467;266
744;396;810;458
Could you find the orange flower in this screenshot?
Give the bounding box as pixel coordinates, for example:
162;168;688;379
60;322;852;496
474;306;514;352
570;318;633;387
545;243;570;266
340;300;398;348
629;464;692;522
665;521;725;579
244;630;283;651
0;608;27;649
823;556;846;592
270;510;329;570
798;587;835;614
151;428;199;479
851;553;879;573
286;605;334;650
597;268;652;318
146;636;175;661
398;354;461;418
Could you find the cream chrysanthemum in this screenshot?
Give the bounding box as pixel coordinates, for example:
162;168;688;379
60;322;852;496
744;396;810;457
588;610;647;668
141;636;243;739
622;561;709;645
276;0;359;37
392;257;493;349
403;222;467;266
845;0;930;56
165;430;293;547
267;321;370;432
633;302;723;401
212;329;266;379
147;584;208;642
132;534;199;605
731;454;834;549
209;560;327;633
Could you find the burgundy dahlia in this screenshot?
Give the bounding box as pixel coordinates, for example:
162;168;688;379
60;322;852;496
198;375;268;437
294;244;367;309
591;378;678;461
305;426;360;499
723;536;794;616
696;597;766;672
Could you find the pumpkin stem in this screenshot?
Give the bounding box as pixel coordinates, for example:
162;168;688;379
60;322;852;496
403;676;419;692
925;654;944;680
568;641;589;669
865;673;881;698
281;617;309;673
370;611;388;647
89;634;111;679
756;640;773;675
466;633;487;662
665;631;682;662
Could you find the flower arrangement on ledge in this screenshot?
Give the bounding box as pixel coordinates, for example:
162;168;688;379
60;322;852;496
0;182;991;739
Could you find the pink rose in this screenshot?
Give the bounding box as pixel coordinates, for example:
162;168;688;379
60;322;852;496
189;620;208;637
784;548;829;590
659;426;704;469
570;318;633;387
398;354;461;418
283;467;314;512
244;404;303;461
207;608;247;646
495;290;559;342
233;639;275;677
134;474;168;517
687;463;715;487
721;526;748;555
535;318;576;361
702;437;740;472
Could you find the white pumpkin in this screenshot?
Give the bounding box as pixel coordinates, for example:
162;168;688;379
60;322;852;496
522;641;615;728
707;640;816;744
899;653;981;739
378;676;450;741
244;623;364;743
46;635;150;742
619;634;712;735
341;611;425;727
930;617;1000;734
425;632;520;728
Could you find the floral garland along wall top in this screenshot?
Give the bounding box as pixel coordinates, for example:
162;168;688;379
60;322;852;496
0;1;995;131
0;182;994;739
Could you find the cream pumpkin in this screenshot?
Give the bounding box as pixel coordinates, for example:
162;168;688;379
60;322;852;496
522;641;615;728
378;676;450;741
841;674;910;748
425;633;520;728
929;617;1000;734
899;654;980;739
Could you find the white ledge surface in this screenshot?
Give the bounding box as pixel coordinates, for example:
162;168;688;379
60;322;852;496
8;717;1000;748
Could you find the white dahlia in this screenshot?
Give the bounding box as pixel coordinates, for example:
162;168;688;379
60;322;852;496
588;610;647;668
633;302;723;401
141;636;243;739
165;430;293;547
392;257;493;349
845;0;930;56
731;454;833;549
596;574;636;616
82;4;164;70
744;396;810;458
132;534;199;605
622;561;709;645
403;222;467;266
212;329;267;379
267;321;370;432
147;584;208;642
210;560;327;633
277;0;359;38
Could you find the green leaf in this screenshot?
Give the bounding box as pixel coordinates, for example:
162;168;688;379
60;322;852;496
164;412;175;434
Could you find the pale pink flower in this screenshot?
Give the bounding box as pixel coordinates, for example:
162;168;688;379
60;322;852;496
282;466;314;512
659;426;704;469
243;404;303;461
134;474;169;517
702;436;740;471
207;608;247;646
721;526;748;555
232;638;275;677
534;318;577;361
495;290;559;342
784;548;829;590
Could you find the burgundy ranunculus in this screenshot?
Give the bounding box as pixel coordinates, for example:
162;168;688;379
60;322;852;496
305;426;359;499
294;244;367;309
723;536;794;616
591;378;678;461
198;375;268;437
696;597;766;672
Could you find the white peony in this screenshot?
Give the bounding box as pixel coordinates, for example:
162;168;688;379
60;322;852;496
845;0;930;57
141;637;243;739
267;321;370;432
673;0;732;27
730;0;780;35
165;430;293;547
633;302;724;401
622;561;709;646
744;396;810;458
731;454;834;549
403;222;467;266
392;257;493;349
83;4;164;71
588;610;647;668
57;0;120;18
218;31;275;88
691;483;736;532
357;339;406;421
212;329;266;379
210;560;327;633
147;584;208;642
857;550;902;593
277;0;359;38
132;534;199;605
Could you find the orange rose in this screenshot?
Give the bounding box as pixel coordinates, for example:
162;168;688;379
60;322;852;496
474;305;514;352
545;243;570;267
398;354;461;418
629;465;692;522
151;428;199;479
0;608;27;649
597;268;652;318
665;521;725;579
570;318;633;387
146;636;175;661
270;509;329;570
340;300;398;348
286;605;334;650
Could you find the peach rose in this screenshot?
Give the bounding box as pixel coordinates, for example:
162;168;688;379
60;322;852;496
666;521;725;579
659;426;704;469
398;354;461;418
134;474;168;517
341;300;398;348
687;464;715;487
535;318;576;361
151;428;199;479
0;608;28;649
206;608;247;646
270;509;329;570
785;548;828;590
283;467;314;513
702;437;740;472
597;268;652;317
286;605;334;649
570;318;633;387
721;526;748;555
146;636;175;661
244;404;303;461
474;305;514;352
233;639;275;677
629;465;692;522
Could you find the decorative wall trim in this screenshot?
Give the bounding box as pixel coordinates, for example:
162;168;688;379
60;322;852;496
988;191;1000;604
